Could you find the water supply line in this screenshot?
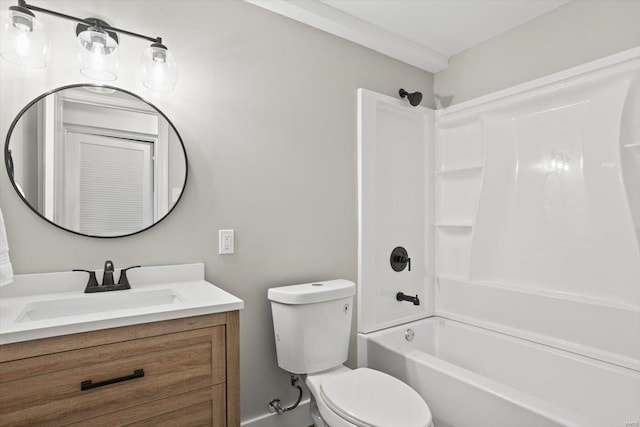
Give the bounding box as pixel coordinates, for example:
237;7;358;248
268;374;303;415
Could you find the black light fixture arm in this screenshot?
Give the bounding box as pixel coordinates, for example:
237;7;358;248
17;0;163;44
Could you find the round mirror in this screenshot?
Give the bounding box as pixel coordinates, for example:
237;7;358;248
4;84;187;238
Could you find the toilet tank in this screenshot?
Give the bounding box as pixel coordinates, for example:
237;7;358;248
268;280;355;374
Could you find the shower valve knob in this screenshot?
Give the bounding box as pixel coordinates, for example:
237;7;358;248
390;246;411;272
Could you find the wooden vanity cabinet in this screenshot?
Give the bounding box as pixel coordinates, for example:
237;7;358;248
0;311;239;426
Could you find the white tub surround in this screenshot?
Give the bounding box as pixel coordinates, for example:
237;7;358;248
0;263;244;344
357;88;434;334
358;47;640;427
432;47;640;371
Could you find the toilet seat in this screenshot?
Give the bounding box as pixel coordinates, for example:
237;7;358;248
318;368;432;427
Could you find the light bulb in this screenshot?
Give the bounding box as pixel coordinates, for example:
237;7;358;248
15;31;30;57
153;66;165;83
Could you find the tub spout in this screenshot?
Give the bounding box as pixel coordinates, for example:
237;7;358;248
397;292;420;305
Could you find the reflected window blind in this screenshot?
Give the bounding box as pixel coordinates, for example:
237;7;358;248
79;143;145;236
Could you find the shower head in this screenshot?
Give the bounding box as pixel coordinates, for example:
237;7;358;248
399;88;422;107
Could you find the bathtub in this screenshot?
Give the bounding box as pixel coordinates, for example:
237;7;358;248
359;317;640;427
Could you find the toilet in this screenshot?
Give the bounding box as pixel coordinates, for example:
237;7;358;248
268;279;434;427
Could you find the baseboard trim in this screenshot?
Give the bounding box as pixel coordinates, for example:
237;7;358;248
241;398;312;427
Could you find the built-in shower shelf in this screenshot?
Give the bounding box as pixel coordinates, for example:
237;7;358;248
624;143;640;156
436;165;483;175
436;274;470;282
435;222;474;227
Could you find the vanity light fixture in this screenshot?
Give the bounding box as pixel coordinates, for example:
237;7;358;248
76;19;119;81
0;4;48;68
0;0;178;90
141;41;178;91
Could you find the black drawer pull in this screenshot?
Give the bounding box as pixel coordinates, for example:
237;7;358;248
80;369;145;391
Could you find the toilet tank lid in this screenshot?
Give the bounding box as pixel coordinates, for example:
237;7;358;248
268;279;355;304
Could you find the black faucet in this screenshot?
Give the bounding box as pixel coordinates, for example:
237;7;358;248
396;292;420;306
118;265;141;288
74;261;140;293
102;260;115;286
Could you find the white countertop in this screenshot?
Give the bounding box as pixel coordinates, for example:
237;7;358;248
0;263;244;345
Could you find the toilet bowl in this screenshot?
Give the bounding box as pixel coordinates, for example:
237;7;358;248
306;366;433;427
268;280;434;427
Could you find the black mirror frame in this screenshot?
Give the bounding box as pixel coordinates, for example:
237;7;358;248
3;83;189;239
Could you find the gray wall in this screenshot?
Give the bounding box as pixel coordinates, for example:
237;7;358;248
435;0;640;106
8;107;39;207
168;127;185;206
0;0;433;422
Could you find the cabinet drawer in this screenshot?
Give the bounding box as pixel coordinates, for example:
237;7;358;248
0;327;225;426
70;384;226;427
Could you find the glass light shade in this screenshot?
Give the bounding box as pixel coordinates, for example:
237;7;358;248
77;27;119;81
0;8;48;68
141;44;177;91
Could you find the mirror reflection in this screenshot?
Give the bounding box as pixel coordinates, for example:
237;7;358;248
5;85;187;237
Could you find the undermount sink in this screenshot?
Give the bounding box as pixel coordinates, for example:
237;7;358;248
16;288;183;322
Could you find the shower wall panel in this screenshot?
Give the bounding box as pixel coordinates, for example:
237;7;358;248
357;89;434;334
434;48;640;370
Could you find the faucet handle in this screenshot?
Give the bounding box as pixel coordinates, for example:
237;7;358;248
73;269;99;292
118;265;141;289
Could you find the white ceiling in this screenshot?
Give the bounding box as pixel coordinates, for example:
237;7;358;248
320;0;569;57
246;0;570;72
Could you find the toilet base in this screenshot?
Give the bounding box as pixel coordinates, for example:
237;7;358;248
310;395;328;427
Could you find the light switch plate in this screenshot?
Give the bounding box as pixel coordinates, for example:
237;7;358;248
219;229;234;254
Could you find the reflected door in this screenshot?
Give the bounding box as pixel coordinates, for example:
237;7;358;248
60;131;154;236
